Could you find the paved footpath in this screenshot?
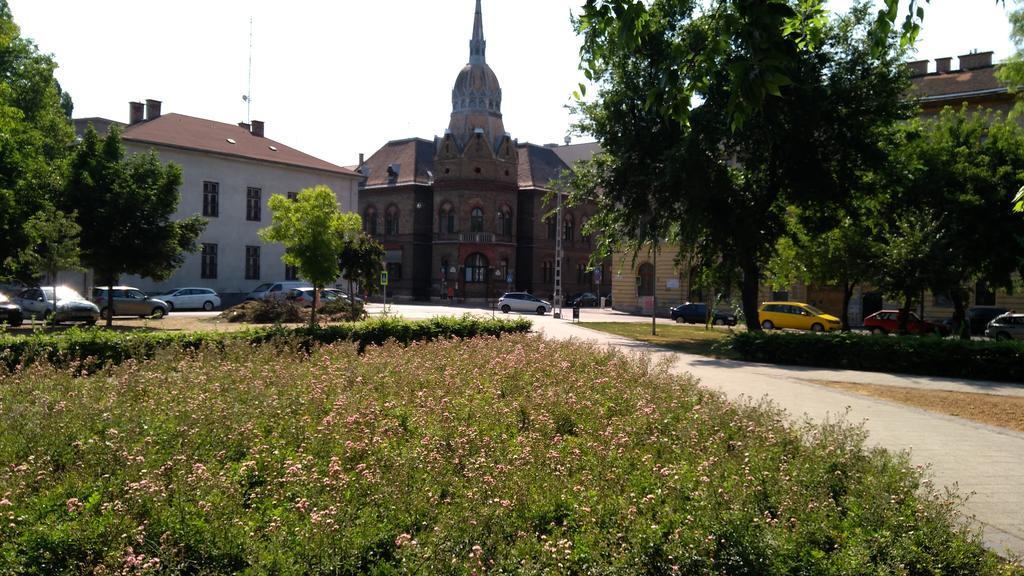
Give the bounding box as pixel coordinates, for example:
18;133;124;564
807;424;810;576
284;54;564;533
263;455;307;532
535;318;1024;559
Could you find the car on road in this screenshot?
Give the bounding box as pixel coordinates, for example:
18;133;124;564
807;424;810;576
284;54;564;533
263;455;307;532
14;286;99;325
91;286;169;319
985;313;1024;341
153;287;221;311
863;310;950;336
964;307;1009;336
758;301;841;332
324;288;364;304
498;292;551;315
565;292;599;307
246;281;311;301
670;302;737;325
0;292;24;327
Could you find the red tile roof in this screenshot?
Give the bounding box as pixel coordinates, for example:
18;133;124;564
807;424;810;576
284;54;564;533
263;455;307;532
909;66;1010;103
123;113;359;177
359;138;437;188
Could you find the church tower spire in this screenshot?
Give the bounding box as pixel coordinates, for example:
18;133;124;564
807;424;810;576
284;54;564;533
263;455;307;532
470;0;485;65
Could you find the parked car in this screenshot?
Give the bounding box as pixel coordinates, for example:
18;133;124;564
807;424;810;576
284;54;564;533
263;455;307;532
91;286;169;319
0;280;27;298
154;287;221;311
284;287;341;308
965;307;1009;336
324;288;364;304
246;281;312;301
985;313;1024;341
14;286;99;325
670;302;737;326
565;292;599;307
0;292;24;327
498;292;551;315
863;309;950;336
758;301;841;332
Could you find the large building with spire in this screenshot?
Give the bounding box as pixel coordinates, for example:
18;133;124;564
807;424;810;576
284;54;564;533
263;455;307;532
357;0;607;302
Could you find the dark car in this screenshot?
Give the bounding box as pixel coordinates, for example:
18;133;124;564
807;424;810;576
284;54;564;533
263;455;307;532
670;302;737;326
965;307;1009;336
565;292;599;307
0;292;23;327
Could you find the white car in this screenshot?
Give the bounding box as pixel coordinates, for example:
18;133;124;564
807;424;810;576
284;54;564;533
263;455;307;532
156;287;221;311
13;286;99;325
498;292;551;315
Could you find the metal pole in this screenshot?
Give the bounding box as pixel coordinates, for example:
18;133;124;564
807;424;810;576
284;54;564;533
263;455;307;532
554;188;563;318
651;241;657;336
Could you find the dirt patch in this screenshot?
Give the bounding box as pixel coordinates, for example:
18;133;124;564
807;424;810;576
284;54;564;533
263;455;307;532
811;380;1024;433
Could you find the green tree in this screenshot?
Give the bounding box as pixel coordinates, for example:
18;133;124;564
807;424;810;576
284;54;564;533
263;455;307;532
260;186;361;327
0;0;75;280
887;109;1024;336
19;206;81;314
61;125;206;327
571;3;911;330
337;232;384;321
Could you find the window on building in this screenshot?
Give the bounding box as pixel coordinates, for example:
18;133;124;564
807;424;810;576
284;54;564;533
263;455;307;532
563;214;574;242
246;187;262;221
577;263;585;284
580;217;591;246
440;202;456;233
287;191;299;201
637;262;654;296
497;206;512;236
542;260;553;283
245;245;260;280
499;259;509;283
976;281;997;306
385;205;400;235
364;206;378;234
464;252;488;283
202;181;219;217
386;262;402;282
546;217;557;240
470;208;484;233
285;264;298;281
201;243;218;279
772;290;789;301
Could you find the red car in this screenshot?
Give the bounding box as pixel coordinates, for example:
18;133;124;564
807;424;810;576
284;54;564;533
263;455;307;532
863;310;950;336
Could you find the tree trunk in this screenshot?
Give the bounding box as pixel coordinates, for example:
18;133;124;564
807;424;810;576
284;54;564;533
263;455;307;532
897;294;913;334
310;284;320;328
348;277;356;322
741;261;761;332
841;281;854;332
48;266;57;325
105;275;115;328
950;288;968;340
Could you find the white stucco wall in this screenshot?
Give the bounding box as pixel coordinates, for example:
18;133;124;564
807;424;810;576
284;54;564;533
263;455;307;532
118;143;360;297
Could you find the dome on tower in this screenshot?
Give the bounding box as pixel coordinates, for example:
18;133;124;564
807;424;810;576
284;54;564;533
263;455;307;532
452;62;502;115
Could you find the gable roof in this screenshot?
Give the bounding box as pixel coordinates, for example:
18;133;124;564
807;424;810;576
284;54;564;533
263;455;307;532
553;141;602;166
122;113;359;177
517;143;571;190
359;138;437;188
909;65;1009;104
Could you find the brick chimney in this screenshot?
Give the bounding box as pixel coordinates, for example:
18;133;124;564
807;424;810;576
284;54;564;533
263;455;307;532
959;51;993;70
935;57;952;74
129;101;145;125
145;99;162;120
906;59;929;77
238;122;251;131
250;120;264;137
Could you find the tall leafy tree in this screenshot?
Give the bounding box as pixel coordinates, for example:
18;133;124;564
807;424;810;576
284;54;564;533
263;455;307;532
18;206;81;312
998;3;1024;213
260;186;361;327
887;109;1024;336
61;125;206;327
0;0;75;279
337;232;384;322
571;2;912;330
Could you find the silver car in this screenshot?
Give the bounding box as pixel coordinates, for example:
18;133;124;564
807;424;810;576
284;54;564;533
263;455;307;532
498;292;551;315
91;286;169;319
155;287;221;311
13;286;99;325
985;313;1024;341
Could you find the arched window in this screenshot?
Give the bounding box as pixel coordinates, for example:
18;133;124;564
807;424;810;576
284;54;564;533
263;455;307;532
638;263;655;297
546;217;557;240
464;252;488;283
580;217;591;247
562;214;574;242
470;207;484;232
364;206;378;235
384;205;400;235
440;202;456;234
497;206;512;236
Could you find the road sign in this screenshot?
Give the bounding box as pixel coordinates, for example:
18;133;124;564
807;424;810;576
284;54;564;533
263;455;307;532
380;271;389;286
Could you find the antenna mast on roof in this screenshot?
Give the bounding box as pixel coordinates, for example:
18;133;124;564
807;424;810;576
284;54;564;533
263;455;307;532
242;17;253;123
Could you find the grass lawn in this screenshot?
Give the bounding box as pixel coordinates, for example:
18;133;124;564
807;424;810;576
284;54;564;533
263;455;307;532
0;333;1015;574
582;321;738;358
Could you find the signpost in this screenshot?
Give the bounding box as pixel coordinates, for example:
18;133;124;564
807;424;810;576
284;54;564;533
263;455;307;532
380;270;389;313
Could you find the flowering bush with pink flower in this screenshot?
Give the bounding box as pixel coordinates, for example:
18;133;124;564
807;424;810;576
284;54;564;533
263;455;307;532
0;335;1016;574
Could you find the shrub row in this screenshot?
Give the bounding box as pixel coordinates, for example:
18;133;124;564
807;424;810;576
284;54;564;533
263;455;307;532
0;315;532;373
722;331;1024;382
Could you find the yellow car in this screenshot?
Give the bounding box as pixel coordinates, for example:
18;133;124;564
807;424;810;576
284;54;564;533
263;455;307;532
758;301;841;332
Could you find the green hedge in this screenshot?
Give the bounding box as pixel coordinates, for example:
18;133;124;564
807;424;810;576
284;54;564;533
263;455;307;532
0;315;532;373
722;331;1024;382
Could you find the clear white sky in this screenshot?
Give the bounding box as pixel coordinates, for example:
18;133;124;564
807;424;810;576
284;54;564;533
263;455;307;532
7;0;1017;168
